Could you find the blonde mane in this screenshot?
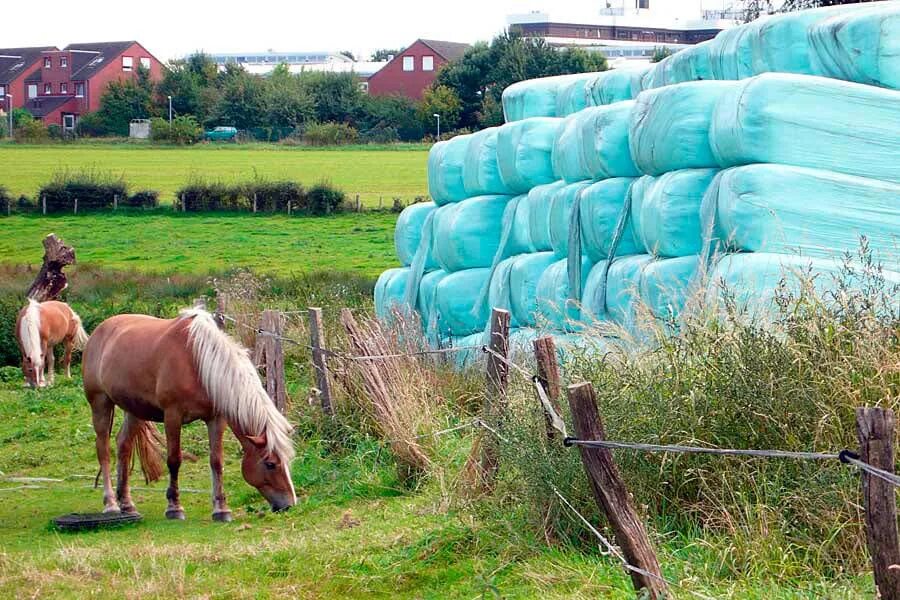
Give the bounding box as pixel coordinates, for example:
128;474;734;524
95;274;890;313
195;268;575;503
180;308;295;463
19;299;42;366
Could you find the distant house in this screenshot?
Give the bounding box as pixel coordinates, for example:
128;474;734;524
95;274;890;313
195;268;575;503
18;41;164;133
1;46;58;114
367;39;470;100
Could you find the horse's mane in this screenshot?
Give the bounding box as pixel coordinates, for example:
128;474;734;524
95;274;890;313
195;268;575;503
19;300;42;365
179;308;295;463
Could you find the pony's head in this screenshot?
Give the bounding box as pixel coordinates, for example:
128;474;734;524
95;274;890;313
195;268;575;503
238;429;296;511
21;353;43;388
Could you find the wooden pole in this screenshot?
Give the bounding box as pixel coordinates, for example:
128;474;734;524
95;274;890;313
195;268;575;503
533;336;562;440
567;382;668;599
73;197;78;215
114;194;118;211
214;293;228;331
253;310;287;413
479;308;510;484
42;195;46;215
355;194;361;212
253;193;257;213
857;407;900;600
308;307;334;416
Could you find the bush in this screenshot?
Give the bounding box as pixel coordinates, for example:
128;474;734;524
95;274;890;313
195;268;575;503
149;117;170;141
302;122;359;146
306;181;346;215
74;112;109;138
360;124;400;144
176;179;245;211
14;119;49;143
0;186;11;215
47;124;63;139
38;170;128;212
127;190;159;208
150;115;202;145
244;180;305;212
16;195;36;212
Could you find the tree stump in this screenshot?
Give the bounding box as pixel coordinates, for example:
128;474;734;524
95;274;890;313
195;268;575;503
26;234;76;301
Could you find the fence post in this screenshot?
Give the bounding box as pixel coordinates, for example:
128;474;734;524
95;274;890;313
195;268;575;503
181;194;186;213
253;193;257;213
73;198;78;215
42;195;46;215
214;293;228;331
308;307;334;416
114;194;118;211
533;336;562;440
253;310;287;413
478;308;510;485
567;382;668;600
857;407;900;600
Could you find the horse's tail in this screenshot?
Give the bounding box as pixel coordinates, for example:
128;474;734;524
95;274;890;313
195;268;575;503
71;310;89;349
135;421;166;484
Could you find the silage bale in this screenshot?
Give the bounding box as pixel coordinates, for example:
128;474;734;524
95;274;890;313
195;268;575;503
428;135;472;205
549;181;592;259
710;73;900;184
535;256;593;332
708;164;900;269
629;80;739;175
604;254;655;329
419;269;449;338
551;111;590;183
489;251;557;327
707;20;761;80
555;72;605;117
581;259;610;323
449;331;487;370
502;73;598;122
633;168;718;258
432;195;513;272
662;41;715;85
375;267;410;322
552;102;639;183
394;202;438;268
639;255;700;322
579;177;640;263
809;3;900;90
432;268;492;337
525;180;567;252
588;67;649;105
463;127;514;197
497;117;563;193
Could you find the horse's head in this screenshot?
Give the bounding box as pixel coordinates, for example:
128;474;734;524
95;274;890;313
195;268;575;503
239;430;296;512
22;354;43;388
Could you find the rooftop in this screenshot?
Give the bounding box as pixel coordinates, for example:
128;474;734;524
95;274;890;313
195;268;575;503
0;46;57;84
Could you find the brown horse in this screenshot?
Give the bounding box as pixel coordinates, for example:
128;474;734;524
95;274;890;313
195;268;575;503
82;308;296;521
15;299;89;388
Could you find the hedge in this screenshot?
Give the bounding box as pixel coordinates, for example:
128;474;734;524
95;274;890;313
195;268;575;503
176;180;346;215
37;171;127;212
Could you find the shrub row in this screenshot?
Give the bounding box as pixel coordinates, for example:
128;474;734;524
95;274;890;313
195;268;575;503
176;180;346;215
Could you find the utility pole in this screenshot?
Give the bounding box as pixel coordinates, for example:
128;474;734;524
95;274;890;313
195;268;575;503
168;95;173;125
433;113;440;139
5;94;12;138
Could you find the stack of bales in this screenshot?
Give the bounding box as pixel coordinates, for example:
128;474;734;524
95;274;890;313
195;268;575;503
377;2;900;364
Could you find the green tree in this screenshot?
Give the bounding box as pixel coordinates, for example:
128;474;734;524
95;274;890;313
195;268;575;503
157;53;221;125
651;46;674;63
358;94;424;141
263;64;316;129
417;85;462;134
95;66;156;136
299;72;365;124
214;66;265;129
371;48;402;62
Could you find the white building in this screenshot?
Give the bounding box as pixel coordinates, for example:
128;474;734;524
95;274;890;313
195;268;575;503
207;51;386;78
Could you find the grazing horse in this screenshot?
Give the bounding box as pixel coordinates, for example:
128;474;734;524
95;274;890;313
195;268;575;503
15;299;89;388
82;308;296;521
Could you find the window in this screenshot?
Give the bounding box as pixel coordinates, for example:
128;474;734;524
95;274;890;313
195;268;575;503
0;85;5;96
44;57;51;68
60;82;68;94
28;84;37;98
61;56;68;68
44;83;52;95
402;56;414;71
140;57;151;69
122;56;133;71
63;114;75;130
75;82;85;97
638;0;650;8
422;56;434;71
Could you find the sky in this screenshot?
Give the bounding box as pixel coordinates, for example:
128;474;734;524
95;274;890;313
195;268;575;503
2;0;733;62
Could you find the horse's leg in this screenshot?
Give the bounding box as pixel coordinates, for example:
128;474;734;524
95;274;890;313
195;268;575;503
163;411;186;520
207;416;232;522
115;413;142;514
63;338;73;379
45;343;55;386
89;393;119;512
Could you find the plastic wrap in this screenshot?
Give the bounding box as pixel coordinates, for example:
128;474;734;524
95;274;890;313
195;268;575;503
525;181;567;252
639;255;700;321
589;67;649;105
497;117;563;193
502;73;600;122
605;255;655;329
710;73;900;184
419;269;449;339
809;3;900;90
581;260;610;323
432;268;492;337
394;202;437;268
428;135;472;205
463;127;514;197
552;102;638;183
549;181;592;259
551;112;590;183
535;256;593;332
707;21;760;80
449;331;487;369
555;73;600;117
708;164;900;269
489;251;557;327
579;177;640;263
650;41;714;88
374;267;410;322
633;169;718;258
629;80;739;175
432;195;513;272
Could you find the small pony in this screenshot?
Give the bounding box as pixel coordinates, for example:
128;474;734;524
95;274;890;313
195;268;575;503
15;299;89;388
82;308;296;520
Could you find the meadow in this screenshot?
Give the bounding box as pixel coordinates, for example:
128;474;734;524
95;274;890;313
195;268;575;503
0;143;430;206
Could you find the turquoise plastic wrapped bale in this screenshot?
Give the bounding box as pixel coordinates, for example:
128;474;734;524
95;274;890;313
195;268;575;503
463;127;514;197
647;42;714;89
508;328;542;359
525;181;567;252
629;80;739;176
633;169;718;258
580;177;640;263
710;73;900;184
810;3;900;90
449;331;487;370
639;255;700;322
375;267;410;322
502;73;598;122
433;195;513;272
581;260;610;324
509;193;535;254
708;164;900;270
535;256;593;332
489;251;557;327
428;135;472;205
552;102;639;183
553;333;619;363
588;68;649;105
497;117;563;193
551;112;589;183
555;73;606;117
549;181;592;259
605;254;655;330
432;268;492;337
419;269;449;342
707;21;759;80
394;202;437;268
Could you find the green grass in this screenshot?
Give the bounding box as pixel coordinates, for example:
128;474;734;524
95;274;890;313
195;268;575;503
0;144;429;206
0;212;397;277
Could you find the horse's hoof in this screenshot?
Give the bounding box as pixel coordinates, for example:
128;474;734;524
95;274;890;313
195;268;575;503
165;509;186;520
103;506;121;514
212;511;233;523
120;505;138;515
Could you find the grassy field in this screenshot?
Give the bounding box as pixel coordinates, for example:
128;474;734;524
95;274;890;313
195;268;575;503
0;144;430;206
0;212;397;277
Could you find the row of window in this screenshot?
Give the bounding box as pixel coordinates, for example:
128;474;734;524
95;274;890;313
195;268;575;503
44;56;68;69
42;55;151;71
401;55;434;72
26;82;85;98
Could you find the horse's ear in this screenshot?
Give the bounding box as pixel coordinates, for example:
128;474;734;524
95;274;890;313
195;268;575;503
246;432;267;448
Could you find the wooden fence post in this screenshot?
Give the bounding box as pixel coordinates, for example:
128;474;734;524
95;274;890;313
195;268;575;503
308;307;334;416
479;308;510;484
567;382;668;600
214;293;228;330
253;193;257;213
253;310;287;413
355;194;361;212
533;335;562;440
113;194;118;211
857;407;900;600
42;195;46;215
73;198;78;215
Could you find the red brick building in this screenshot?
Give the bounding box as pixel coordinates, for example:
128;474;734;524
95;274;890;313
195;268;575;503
367;39;469;100
1;46;58;115
15;41;163;132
